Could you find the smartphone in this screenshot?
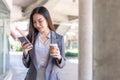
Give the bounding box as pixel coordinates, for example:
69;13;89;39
18;36;30;43
18;36;33;50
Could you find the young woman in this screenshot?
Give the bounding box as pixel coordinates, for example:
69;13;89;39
21;6;66;80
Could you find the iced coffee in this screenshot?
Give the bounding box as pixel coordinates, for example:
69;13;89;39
49;44;58;54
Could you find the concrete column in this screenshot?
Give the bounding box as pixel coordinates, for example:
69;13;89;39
93;0;120;80
79;0;93;80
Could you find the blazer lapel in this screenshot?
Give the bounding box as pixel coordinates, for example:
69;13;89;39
45;31;58;80
51;31;57;44
29;37;37;69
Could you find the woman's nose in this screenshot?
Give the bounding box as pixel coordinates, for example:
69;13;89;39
36;22;40;27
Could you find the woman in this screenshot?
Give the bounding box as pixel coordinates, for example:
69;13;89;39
22;6;66;80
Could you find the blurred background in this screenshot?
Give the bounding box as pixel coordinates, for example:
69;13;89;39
0;0;78;80
2;0;120;80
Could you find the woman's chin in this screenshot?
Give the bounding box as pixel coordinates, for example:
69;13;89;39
39;30;44;33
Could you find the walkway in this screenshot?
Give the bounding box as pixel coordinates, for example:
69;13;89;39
8;52;78;80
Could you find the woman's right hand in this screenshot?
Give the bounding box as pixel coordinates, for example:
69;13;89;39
21;42;33;56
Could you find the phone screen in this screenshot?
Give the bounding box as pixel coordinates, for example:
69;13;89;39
18;36;29;43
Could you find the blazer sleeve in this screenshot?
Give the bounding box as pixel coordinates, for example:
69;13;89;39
55;36;66;68
22;52;31;68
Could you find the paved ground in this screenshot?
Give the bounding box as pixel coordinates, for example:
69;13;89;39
9;52;78;80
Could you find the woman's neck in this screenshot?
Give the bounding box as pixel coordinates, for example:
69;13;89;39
41;29;50;36
40;29;50;43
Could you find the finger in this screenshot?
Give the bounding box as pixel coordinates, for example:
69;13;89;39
24;46;32;52
50;50;60;55
23;43;32;49
50;53;59;56
27;47;33;51
21;42;26;46
50;54;58;58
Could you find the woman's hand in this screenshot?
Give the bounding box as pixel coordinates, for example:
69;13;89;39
21;42;33;56
50;47;62;60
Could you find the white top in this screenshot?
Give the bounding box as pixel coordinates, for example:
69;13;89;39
35;32;51;80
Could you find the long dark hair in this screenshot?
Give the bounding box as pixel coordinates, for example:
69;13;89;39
27;6;55;44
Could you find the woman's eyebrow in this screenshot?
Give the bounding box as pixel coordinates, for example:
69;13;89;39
38;18;42;20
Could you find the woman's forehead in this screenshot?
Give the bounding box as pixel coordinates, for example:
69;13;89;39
33;13;44;20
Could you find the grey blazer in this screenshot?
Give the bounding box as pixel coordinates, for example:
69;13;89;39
22;31;66;80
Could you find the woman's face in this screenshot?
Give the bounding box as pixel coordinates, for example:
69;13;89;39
33;13;49;33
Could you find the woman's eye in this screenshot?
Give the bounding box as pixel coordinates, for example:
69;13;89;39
39;20;42;23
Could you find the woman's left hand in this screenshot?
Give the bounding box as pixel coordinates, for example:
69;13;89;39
50;47;62;60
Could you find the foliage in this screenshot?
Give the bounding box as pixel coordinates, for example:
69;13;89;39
65;51;78;57
16;46;23;51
